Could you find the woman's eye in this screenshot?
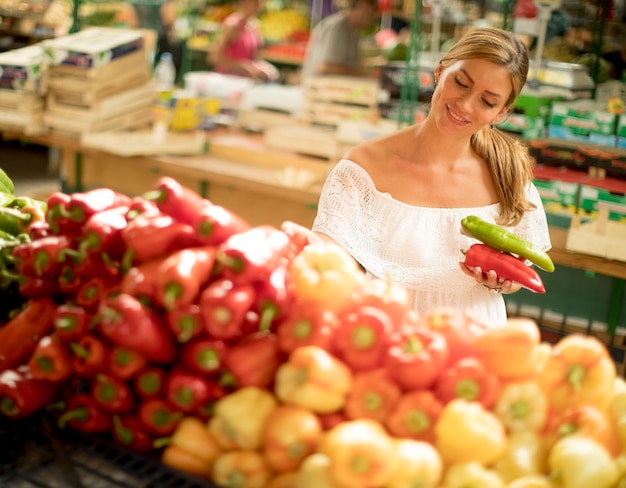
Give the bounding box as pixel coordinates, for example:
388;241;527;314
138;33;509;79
483;99;496;108
454;76;468;88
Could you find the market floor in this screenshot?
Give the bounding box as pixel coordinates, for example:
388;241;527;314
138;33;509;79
0;137;60;199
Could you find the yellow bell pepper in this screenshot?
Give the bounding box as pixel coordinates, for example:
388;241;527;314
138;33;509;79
548;436;619;488
493;430;548;482
505;474;556;488
317;418;397;488
212;450;272;488
208;386;278;450
274;345;353;414
295;454;339;488
434;399;507;466
537;334;616;413
386;438;443;488
267;471;298;488
493;381;548;433
609;377;626;451
160;416;222;479
442;462;505;488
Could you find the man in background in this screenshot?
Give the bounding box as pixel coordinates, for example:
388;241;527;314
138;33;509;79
301;0;380;80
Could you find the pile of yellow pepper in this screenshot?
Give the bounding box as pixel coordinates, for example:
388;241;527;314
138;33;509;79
152;243;626;488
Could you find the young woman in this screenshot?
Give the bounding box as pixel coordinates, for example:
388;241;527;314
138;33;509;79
312;27;551;325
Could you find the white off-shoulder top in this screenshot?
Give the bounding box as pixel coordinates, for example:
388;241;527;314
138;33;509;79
312;159;552;326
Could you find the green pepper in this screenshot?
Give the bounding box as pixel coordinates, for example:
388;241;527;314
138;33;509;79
0;192;15;208
9;196;47;213
461;215;555;273
0;168;14;195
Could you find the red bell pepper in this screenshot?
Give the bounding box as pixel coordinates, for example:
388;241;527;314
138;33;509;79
0;365;60;419
18;276;61;299
199;278;256;340
28;220;53;240
344;368;402;424
75;276;119;312
154;246;217;310
385;389;444;443
138;398;183;436
194;203;251;246
463;243;546;294
434;356;502;409
351;279;412;333
166;368;218;414
70;335;109;377
63;188;132;226
28;334;73;383
45;191;81;235
276;300;338;354
384;327;449;391
112;415;156;453
133;366;167;400
333;305;394;372
92;373;135;415
143;176;210;227
58;265;82;296
120;213;200;269
180;338;227;377
97;293;177;365
165;303;205;343
0;297;57;371
109;347;148;380
77;205;129;260
57;393;112;433
221;331;282;389
119;257;162;303
53;304;93;343
217;225;291;285
12;234;73;277
253;262;295;332
279;220;314;261
194;380;229;421
125;197;160;221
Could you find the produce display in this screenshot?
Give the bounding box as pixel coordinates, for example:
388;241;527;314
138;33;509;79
0;174;625;488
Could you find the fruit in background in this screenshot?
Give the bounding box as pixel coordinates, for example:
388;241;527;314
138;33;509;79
259;9;309;43
607;97;624;114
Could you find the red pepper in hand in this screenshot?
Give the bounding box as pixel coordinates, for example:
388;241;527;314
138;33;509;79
385;328;449;391
138;398;183;436
97;293;176;364
78;205;129;260
112;415;155;453
276;300;338;354
28;334;73;383
120;213;200;269
194;203;251;246
344;368;402;424
92;373;135;415
199;278;256;340
222;331;282;389
180;338;227;377
13;234;73;277
143;176;210;228
70;335;109;377
385;390;444;443
253;262;295;332
109;347;148;380
217;225;291;285
434;356;501;409
165;303;205;343
333;305;394;372
64;188;132;226
155;246;217;310
463;243;546;294
0;297;57;371
53;304;92;343
133;366;166;400
166;368;217;414
0;366;59;419
57;393;112;433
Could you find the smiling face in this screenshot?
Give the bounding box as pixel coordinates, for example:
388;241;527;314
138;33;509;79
431;58;512;138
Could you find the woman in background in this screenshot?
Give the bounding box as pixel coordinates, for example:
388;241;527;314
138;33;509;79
209;0;279;82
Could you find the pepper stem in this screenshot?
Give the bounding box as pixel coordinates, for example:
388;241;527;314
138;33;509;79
405;409;430;434
58;407;89;428
0;396;18;416
454;379;480;401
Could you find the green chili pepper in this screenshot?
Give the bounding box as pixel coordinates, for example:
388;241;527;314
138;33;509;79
9;196;47;213
0;192;15;207
0;168;14;195
460;215;555;273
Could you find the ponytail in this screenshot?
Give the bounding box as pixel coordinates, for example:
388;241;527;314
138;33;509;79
471;126;536;226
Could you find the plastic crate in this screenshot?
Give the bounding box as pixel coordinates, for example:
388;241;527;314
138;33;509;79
0;414;220;488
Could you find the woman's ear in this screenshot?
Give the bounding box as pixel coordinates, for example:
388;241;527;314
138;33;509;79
494;105;511;123
434;63;442;84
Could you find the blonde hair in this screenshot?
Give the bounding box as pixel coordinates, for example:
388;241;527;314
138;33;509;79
439;27;534;226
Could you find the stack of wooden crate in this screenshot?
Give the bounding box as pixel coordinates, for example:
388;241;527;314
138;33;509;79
0;45;48;135
40;27;155;138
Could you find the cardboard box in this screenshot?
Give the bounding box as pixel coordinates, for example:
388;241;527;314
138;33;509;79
497;114;545;139
0;45;46;92
379;62;434;101
549;99;618;136
528;139;598;171
547;125;618;147
41;28;144;68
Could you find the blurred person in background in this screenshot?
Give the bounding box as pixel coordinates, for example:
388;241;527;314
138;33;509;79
209;0;279;81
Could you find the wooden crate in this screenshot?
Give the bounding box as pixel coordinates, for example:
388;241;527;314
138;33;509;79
264;124;339;160
566;202;626;262
45;105;153;138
